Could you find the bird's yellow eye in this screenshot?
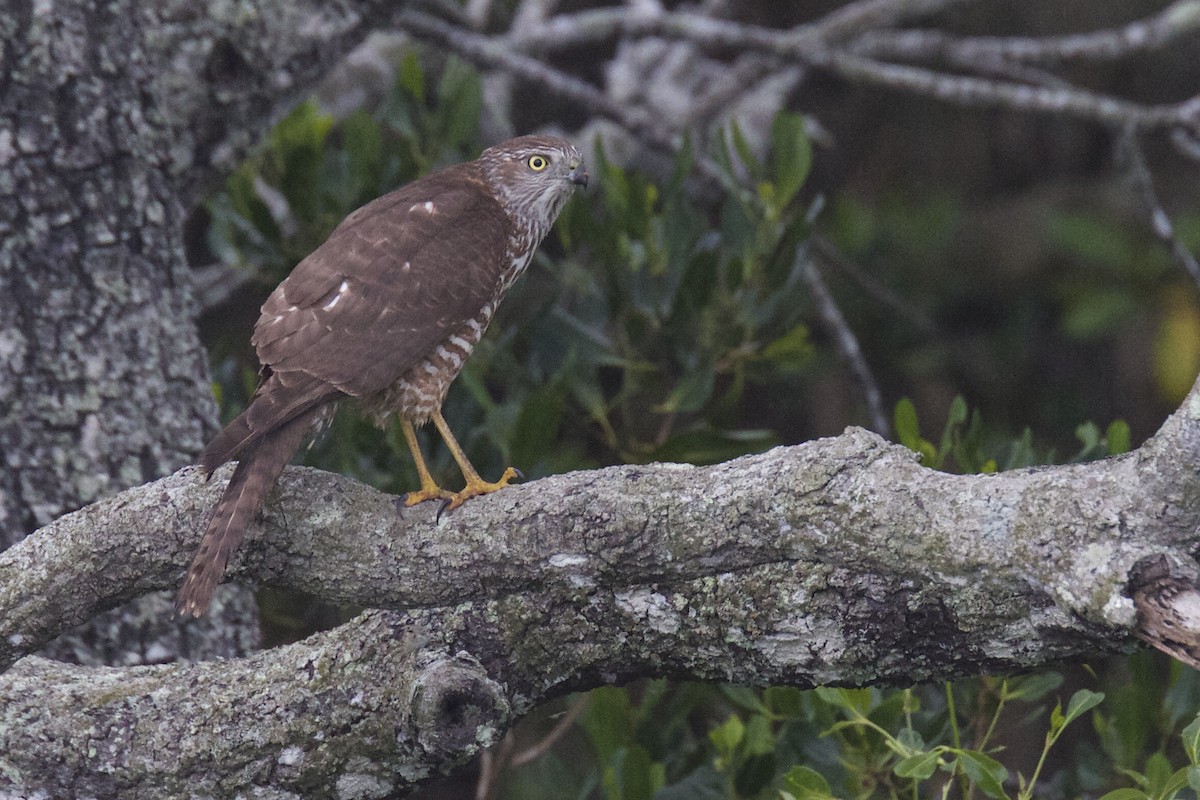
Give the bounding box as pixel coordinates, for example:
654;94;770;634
527;155;549;171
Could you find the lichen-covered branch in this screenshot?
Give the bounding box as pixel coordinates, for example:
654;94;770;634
4;378;1200;795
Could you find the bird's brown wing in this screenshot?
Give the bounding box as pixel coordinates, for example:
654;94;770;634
253;164;513;398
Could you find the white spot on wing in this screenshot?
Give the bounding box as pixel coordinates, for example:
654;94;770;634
322;280;349;311
409;201;437;214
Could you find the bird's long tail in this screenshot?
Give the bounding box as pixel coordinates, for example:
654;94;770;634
175;408;317;618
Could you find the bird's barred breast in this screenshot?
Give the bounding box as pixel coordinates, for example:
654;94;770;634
361;246;537;425
363;302;497;424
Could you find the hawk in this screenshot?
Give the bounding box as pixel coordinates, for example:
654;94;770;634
176;135;588;617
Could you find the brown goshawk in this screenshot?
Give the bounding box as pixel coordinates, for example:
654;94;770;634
176;135;588;617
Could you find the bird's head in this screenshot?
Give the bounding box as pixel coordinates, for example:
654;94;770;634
480;135;588;240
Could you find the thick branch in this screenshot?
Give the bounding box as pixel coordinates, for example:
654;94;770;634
4;378;1200;793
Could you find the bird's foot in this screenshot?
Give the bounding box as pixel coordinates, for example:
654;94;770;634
440;467;523;515
403;485;454;507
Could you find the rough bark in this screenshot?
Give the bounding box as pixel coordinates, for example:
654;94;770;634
3;377;1199;795
1;0;394;664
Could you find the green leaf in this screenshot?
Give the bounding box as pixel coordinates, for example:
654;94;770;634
764;686;806;718
1049;699;1065;736
342;110;382;197
1047;212;1136;270
398;51;425;103
1187;765;1200;794
895;750;942;780
655;363;716;414
813;687;873;716
896;726;926;753
1096;790;1151;800
1062;289;1138;339
435;57;482;148
616;745;657;800
780;766;835;800
1183;714;1200;765
728;119;761;183
936;395;969;463
1141;754;1186;799
581;686;632;764
743;714;777;757
720;685;770;715
709;714;745;758
1076;421;1101;451
1004;672;1063;701
956;750;1010;799
894;398;936;464
655;765;725;800
894;398;922;450
770;111;812;211
1157;765;1190;800
1062;689;1105;729
1107;419;1132;455
759;324;813;370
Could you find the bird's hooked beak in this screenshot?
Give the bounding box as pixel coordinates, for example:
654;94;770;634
568;160;589;188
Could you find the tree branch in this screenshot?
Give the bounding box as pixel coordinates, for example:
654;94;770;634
510;4;1200;136
850;1;1200;64
801;253;891;437
4;375;1200;794
1117;127;1200;292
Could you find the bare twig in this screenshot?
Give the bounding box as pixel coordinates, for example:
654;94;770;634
850;1;1200;63
515;0;975;53
475;734;514;800
510;696;588;767
393;8;727;185
800;250;890;437
816;51;1200;133
512;6;1200;136
191;262;259;314
1117;127;1200;291
475;696;586;800
803;0;976;43
1171;128;1200;162
812;236;938;337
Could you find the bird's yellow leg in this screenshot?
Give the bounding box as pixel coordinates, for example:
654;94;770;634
431;410;521;511
400;419;454;506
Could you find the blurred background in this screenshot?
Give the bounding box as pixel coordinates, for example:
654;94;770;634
188;1;1200;797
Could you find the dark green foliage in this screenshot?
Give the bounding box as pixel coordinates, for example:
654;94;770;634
892;395;1131;473
500;667;1200;800
545;119;816;464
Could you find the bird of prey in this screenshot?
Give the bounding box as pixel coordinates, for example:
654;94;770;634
176;135;588;617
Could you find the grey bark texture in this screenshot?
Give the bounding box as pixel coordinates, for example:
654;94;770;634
1;0;393;664
3;379;1200;796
